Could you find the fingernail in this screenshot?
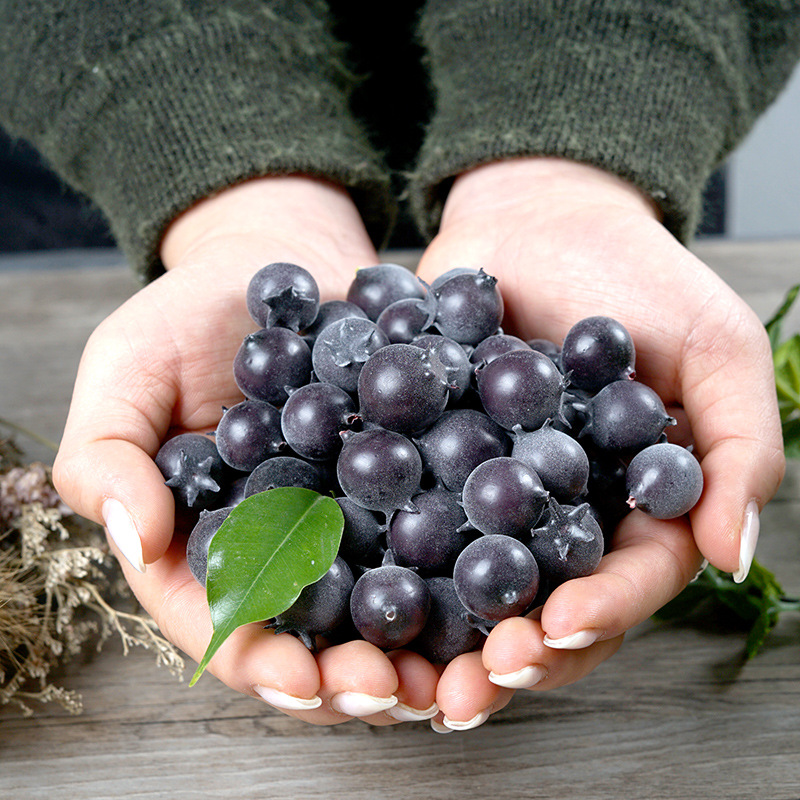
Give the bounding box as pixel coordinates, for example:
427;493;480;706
102;498;145;573
733;499;760;584
254;685;322;711
330;691;398;717
431;718;453;734
488;664;547;689
442;707;491;731
386;701;439;722
543;629;600;649
691;559;709;583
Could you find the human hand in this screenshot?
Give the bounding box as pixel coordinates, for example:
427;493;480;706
52;176;443;726
415;157;785;727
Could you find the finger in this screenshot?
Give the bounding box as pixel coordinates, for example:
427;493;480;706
483;616;624;690
434;650;514;732
110;534;326;719
679;300;785;578
310;639;402;726
381;650;440;723
54;435;176;572
538;511;703;647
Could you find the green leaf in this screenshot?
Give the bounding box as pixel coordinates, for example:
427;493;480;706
765;283;799;350
652;560;795;659
745;604;780;660
774;335;800;453
768;286;800;455
783;418;800;459
190;487;344;685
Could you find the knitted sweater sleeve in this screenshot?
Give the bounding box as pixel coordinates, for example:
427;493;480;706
0;1;395;282
409;0;800;243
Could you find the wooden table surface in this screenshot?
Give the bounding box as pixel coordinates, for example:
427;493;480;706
1;241;799;800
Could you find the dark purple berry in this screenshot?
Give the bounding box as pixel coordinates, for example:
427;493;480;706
246;262;320;331
244;456;324;497
528;498;604;589
311;317;389;394
335;496;386;566
414;408;509;492
412;577;484;663
336;428;422;518
155;433;226;509
350;564;431;648
357;343;450;435
215;399;285;472
186;506;233;585
411;334;472;404
429;267;479;291
424;268;504;346
469;333;531;366
300;299;368;346
453;534;540;621
511;420;590;502
476;349;565;431
280;382;357;461
346;263;426;321
580;380;676;453
626;443;704;519
387;485;472;574
268;556;355;650
561;316;635;393
376;298;429;344
233;327;312;405
527;338;561;362
461;456;548;537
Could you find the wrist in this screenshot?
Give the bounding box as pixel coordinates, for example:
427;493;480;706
442;157;662;229
159;175;376;279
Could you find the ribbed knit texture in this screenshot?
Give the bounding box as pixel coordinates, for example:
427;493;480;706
1;1;800;279
0;1;395;281
409;0;800;243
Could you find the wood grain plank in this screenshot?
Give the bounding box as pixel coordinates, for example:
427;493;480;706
1;241;799;800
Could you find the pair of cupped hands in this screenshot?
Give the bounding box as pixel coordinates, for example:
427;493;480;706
52;157;784;731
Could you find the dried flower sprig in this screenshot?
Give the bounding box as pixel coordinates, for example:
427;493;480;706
1;434;184;717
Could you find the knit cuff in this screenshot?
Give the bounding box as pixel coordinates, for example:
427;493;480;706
6;4;394;282
409;0;767;243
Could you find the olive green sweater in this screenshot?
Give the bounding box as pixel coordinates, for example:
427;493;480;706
1;1;799;282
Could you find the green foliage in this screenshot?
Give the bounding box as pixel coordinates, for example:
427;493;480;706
190;487;344;685
766;283;800;457
653;560;798;659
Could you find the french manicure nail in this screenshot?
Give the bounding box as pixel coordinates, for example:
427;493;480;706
442;707;491;731
330;691;398;717
691;559;709;583
542;629;600;649
431;719;453;734
254;685;322;711
733;499;760;584
488;664;547;689
102;498;146;573
387;701;439;722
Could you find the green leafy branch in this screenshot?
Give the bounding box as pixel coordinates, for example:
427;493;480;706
654;283;800;657
654;561;800;659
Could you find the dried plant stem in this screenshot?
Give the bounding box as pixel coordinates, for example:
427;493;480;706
0;417;59;454
1;455;184;716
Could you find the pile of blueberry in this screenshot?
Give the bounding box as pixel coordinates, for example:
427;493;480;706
155;262;703;662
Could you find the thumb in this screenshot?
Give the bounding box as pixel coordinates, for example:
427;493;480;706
53;436;176;573
682;308;785;581
52;316;182;571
